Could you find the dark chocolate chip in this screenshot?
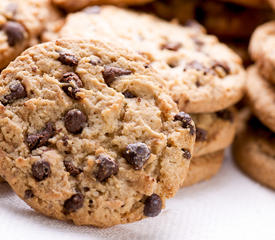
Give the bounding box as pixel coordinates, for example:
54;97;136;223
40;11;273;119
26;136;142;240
96;154;119;182
1;81;27;105
24;189;34;199
58;52;78;66
161;42;182;51
212;62;230;75
144;194;162;217
122;91;136;98
64;109;87;134
216;109;234;122
62;136;69;146
31;160;51;181
2;21;25;46
83;6;101;14
60;72;83;100
195;128;207;142
174;112;195;135
123;143;151;170
182;149;191;159
83;187;90;192
63;193;84;214
102;66;131;86
64;159;82;177
184;61;214;75
26;122;56;150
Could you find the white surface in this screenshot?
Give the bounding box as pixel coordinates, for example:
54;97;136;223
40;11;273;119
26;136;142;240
1;150;275;240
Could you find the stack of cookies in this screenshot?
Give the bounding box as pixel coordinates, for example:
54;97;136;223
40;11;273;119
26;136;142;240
233;19;275;189
0;0;246;228
44;5;246;186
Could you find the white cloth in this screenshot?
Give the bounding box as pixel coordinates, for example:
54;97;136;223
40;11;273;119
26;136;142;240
1;150;275;240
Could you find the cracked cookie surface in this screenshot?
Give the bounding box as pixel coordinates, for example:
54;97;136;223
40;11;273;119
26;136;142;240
48;6;246;113
0;39;195;227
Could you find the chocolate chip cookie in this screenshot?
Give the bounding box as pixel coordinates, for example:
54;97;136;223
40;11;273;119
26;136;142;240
0;39;195;227
233;114;275;189
249;21;275;84
182;150;225;187
192;108;236;157
52;0;153;12
246;66;275;132
49;6;246;113
0;0;56;70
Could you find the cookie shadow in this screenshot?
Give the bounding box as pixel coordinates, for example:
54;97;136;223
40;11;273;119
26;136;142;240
0;182;13;199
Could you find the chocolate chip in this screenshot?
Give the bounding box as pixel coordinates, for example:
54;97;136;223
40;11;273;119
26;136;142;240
174;112;195;135
161;42;182;51
96;154;119;182
144;194;162;217
24;189;34;199
184;61;214;75
212;62;230;76
216;109;234;122
58;52;78;66
122;91;136;98
83;187;90;192
123;143;151;170
63;193;84;214
102;66;132;86
26;122;56;150
62;136;69;146
83;6;101;14
31;160;51;181
64;109;87;134
196;128;207;142
60;72;83;100
182;149;191;159
64;159;82;177
2;21;25;46
1;81;27;106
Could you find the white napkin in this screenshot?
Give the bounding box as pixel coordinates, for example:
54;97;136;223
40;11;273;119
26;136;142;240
1;149;275;240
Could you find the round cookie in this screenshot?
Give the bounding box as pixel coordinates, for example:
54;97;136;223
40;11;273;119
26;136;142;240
249;21;275;84
52;0;153;12
182;150;225;187
192;108;236;157
0;39;195;227
195;1;274;40
49;6;246;113
233;115;275;189
246;66;275;133
0;0;57;70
